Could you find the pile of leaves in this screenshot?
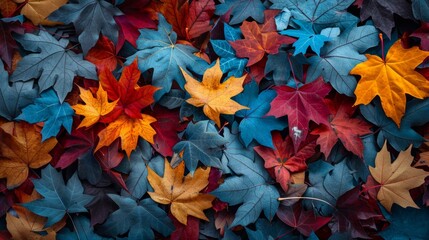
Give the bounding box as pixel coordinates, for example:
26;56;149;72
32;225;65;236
1;0;429;239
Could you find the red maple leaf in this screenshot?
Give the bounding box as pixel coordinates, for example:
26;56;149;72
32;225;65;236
311;95;372;158
411;22;429;51
268;77;331;153
230;10;294;67
254;132;316;192
86;35;122;72
100;59;158;121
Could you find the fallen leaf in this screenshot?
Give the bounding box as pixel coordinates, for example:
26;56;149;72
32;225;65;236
369;141;429;211
95;114;157;157
85;35;121;71
182;59;249;127
352;40;429;126
0;122;57;189
16;0;67;25
147;159;215;225
72;85;118;128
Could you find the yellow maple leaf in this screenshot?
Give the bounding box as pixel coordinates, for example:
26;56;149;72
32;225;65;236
0;122;57;189
147;159;215;225
14;0;67;26
95;114;156;157
352;40;429;126
181;59;249;127
72;85;118;128
369;142;429;212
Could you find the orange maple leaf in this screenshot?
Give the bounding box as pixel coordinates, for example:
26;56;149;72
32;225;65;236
72;85;118;128
95;114;157;157
181;59;249;127
0;122;57;189
352;40;429;126
147;159;215;225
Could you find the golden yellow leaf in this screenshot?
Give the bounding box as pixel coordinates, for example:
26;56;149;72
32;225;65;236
0;122;57;189
72;85;118;128
181;59;249;127
147;159;215;225
352;40;429;126
14;0;67;26
369;142;429;212
95;114;156;157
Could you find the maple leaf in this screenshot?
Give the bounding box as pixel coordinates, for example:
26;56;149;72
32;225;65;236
147;159;215;225
72;85;118;128
230;10;294;67
16;89;74;141
0;16;24;69
85;35;121;71
412;0;429;22
100;59;158;121
369;142;429;212
182;59;249;127
358;0;413;37
277;204;331;236
268;77;331;152
128;14;208;100
150;0;188;39
0;122;57;189
185;0;215;39
95;114;157;157
23;165;94;227
215;0;265;25
15;0;67;25
254;132;316;192
311;95;372;158
49;0;123;54
10;30;97;102
6;189;64;240
0;60;37;121
352;40;429;127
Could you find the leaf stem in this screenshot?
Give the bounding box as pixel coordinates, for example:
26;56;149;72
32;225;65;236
278;196;336;209
379;33;385;62
67;213;81;240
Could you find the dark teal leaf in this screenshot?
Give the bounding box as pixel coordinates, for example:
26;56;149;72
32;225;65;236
235;81;287;148
158;89;186;110
246;219;296;240
22;165;94;227
10;30;97;102
360;98;429;151
307;25;379;96
264;49;306;86
99;195;174;239
413;0;429;21
57;216;109;240
0;61;37;120
173;120;227;174
380;205;429;240
212;148;279;226
49;0;123;54
128;14;208;100
16;89;74;141
215;0;265;25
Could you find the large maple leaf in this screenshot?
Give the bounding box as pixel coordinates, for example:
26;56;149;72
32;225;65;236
95;114;157;157
49;0;123;54
100;59;158;121
311;95;372;158
254;132;315;192
0;122;57;189
182;59;249;127
72;85;118;128
369;142;429;212
352;40;429;127
10;30;97;102
230;10;294;67
128;14;208;100
268;77;331;152
23;165;94;227
147;159;215;225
